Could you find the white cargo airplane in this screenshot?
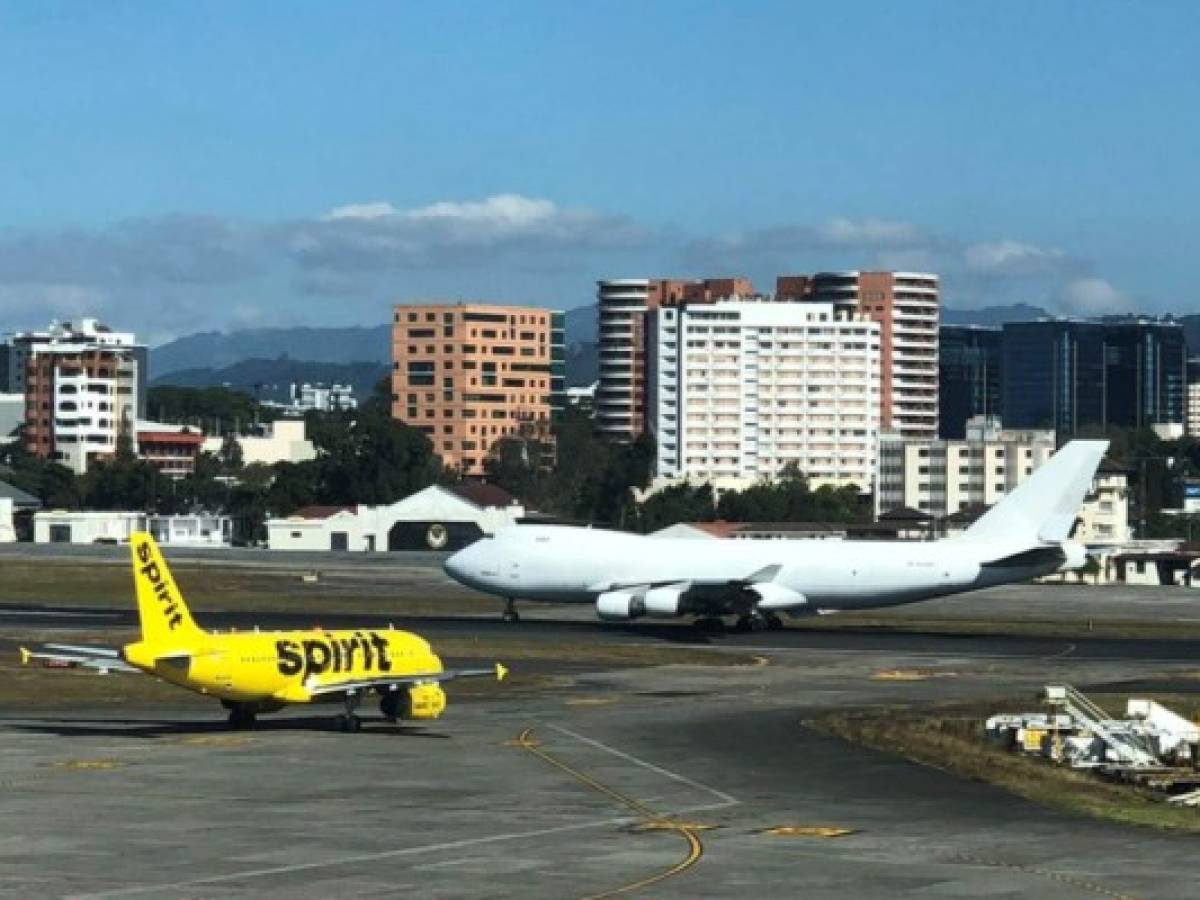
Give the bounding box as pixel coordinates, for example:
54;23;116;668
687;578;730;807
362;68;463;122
445;440;1107;630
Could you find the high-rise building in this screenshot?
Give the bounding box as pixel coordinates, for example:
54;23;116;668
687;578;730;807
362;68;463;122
3;319;149;417
778;271;940;441
647;300;881;490
25;341;141;474
876;416;1056;518
1100;320;1185;429
1186;358;1200;437
596;277;753;441
1001;320;1106;435
938;325;1002;439
1002;319;1185;436
391;302;564;476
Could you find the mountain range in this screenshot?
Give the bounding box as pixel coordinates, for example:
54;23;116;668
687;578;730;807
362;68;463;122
151;303;1197;394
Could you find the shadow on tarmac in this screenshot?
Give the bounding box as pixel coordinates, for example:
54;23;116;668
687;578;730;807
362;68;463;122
0;715;454;739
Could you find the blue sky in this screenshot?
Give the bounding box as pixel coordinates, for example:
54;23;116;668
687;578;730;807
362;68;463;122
1;1;1197;341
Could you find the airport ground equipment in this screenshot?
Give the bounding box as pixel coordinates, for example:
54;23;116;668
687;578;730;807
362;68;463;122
1043;685;1160;768
19;531;506;731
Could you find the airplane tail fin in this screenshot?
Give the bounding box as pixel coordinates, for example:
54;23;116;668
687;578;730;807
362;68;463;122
130;532;203;644
963;440;1109;545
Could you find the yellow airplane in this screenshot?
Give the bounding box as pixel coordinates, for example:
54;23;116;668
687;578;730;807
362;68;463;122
20;531;506;732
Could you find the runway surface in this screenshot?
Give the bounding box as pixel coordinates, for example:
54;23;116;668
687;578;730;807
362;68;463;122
5;561;1200;896
6;598;1200;663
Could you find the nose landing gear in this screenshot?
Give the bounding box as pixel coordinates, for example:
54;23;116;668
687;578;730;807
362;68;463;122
336;692;362;732
502;598;520;624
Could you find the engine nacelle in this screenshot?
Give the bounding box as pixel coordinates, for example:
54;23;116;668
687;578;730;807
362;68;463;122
380;683;446;721
643;585;685;617
1058;540;1089;572
596;591;645;621
747;582;807;611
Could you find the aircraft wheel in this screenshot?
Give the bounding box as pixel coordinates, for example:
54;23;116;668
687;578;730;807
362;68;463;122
380;692;402;721
764;613;784;631
337;714;362;733
228;707;256;730
502;599;520;623
736;614;767;633
693;616;725;633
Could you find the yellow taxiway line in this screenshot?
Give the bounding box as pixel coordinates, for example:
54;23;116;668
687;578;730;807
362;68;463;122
514;727;707;899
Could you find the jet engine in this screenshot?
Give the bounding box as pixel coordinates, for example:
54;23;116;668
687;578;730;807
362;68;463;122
596;591;645;621
746;582;807;611
643;585;686;617
379;683;446;720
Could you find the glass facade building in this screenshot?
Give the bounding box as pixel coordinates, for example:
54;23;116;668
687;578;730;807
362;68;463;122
938;325;1002;439
1001;321;1106;435
1101;321;1185;429
1001;319;1186;436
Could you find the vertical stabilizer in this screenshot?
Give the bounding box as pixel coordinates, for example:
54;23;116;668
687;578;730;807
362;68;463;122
964;440;1109;544
130;532;203;643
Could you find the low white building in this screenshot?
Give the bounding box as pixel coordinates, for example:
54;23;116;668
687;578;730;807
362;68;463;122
34;511;233;546
876;417;1057;518
201;419;316;466
267;483;524;552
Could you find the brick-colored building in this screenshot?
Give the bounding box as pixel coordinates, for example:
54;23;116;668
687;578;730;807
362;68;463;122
391;303;565;476
136;423;206;478
26;346;139;474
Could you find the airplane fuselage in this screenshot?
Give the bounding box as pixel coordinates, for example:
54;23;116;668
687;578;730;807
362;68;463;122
123;628;443;705
445;524;1065;614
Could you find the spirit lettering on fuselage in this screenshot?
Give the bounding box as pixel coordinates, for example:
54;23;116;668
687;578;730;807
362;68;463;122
136;541;183;631
276;632;393;680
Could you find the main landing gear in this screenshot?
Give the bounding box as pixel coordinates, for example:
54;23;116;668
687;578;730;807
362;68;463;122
336;692;363;733
226;704;257;730
502;598;520;624
734;612;785;633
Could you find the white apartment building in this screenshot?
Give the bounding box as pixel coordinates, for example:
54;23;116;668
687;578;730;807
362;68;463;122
647;301;881;491
1187;381;1200;437
876;416;1057;518
808;271;940;441
1074;468;1132;546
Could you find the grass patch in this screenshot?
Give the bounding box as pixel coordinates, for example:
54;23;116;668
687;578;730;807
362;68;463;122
811;695;1200;833
801;613;1200;642
0;559;494;616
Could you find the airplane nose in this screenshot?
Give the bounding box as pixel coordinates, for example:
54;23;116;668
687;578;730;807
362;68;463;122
443;542;479;582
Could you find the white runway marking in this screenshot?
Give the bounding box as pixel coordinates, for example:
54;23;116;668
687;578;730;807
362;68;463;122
549;723;739;807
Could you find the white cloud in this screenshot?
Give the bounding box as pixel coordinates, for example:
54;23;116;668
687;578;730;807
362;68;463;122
324;202;400;221
963;240;1070;274
1055;277;1129;314
817;217;926;247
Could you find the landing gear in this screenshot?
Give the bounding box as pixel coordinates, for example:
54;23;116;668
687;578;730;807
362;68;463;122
337;692;362;732
502;598;520;624
227;704;257;730
380;691;404;722
693;616;726;633
764;612;785;631
735;613;768;633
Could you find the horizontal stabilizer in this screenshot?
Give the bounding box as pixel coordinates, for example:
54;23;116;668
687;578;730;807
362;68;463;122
981;547;1066;569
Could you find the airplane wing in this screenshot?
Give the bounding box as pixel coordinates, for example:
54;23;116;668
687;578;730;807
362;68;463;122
19;644;139;674
305;663;508;698
591;564;782;594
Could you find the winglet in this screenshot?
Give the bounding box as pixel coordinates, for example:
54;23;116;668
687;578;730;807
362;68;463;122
496;663;508;682
18;647;30;665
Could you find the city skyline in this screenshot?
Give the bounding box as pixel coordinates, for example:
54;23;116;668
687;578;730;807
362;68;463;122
1;2;1197;342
